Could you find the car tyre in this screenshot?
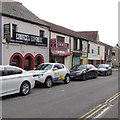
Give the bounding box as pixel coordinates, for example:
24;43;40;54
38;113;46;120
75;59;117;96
94;72;97;79
110;71;112;75
20;82;30;96
44;77;52;88
105;71;108;76
64;75;70;84
82;74;86;80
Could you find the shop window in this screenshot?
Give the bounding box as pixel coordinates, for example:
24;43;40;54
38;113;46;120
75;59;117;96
10;53;24;69
88;60;93;64
40;30;44;37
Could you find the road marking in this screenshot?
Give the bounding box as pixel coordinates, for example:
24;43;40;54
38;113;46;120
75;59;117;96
105;92;120;103
79;92;120;119
85;104;108;119
80;104;103;119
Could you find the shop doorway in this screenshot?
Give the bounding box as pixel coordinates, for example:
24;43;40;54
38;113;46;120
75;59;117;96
24;54;34;70
35;54;44;68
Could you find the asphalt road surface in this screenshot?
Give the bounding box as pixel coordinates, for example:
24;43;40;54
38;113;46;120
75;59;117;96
2;71;118;119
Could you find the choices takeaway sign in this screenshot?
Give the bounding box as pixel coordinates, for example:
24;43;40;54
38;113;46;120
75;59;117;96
7;32;48;47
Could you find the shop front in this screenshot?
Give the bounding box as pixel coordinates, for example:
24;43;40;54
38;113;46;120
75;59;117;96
4;31;47;70
72;52;82;66
50;39;70;64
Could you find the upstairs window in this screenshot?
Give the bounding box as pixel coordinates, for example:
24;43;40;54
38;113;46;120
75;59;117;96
107;49;110;55
12;24;17;38
112;52;115;56
40;30;44;37
74;38;77;50
80;39;82;51
57;36;64;42
88;44;90;53
98;46;100;55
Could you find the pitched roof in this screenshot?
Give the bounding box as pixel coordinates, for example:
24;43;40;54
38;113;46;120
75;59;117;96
2;2;49;27
44;21;82;38
98;41;113;48
77;31;98;42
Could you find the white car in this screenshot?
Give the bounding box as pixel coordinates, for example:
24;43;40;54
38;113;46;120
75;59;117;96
0;65;35;97
31;63;70;88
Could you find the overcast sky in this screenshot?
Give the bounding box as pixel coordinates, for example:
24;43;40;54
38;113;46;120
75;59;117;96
14;0;118;46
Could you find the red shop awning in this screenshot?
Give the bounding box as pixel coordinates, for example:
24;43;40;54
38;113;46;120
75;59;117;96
51;49;70;56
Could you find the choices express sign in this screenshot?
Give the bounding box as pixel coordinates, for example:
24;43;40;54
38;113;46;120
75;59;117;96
8;32;47;47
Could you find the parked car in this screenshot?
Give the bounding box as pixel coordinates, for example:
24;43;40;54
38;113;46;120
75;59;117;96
96;64;112;76
30;63;70;88
70;64;98;80
0;65;35;97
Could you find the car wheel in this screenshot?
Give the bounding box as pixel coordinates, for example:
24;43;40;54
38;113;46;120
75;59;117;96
44;77;52;88
94;72;97;79
110;71;112;75
105;71;108;76
82;74;86;80
64;75;70;84
20;82;30;96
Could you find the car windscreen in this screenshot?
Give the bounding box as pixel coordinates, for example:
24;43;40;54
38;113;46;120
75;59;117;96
98;64;109;68
36;64;53;70
71;65;86;70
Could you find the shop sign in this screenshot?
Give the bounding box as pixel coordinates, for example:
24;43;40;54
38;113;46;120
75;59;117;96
8;32;47;47
4;24;11;38
50;39;56;48
81;51;87;58
50;39;69;48
57;42;69;48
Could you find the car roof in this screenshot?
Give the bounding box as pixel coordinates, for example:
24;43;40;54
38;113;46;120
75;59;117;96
0;65;25;70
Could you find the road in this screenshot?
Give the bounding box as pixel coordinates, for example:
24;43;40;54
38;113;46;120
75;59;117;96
2;71;118;119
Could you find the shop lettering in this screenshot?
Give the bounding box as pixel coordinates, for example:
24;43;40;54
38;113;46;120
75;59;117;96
16;33;30;41
9;32;47;47
56;51;65;54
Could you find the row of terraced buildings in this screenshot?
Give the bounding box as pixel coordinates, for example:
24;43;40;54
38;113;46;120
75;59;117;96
0;1;113;70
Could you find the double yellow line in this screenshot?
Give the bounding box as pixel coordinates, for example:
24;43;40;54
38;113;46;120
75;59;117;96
79;92;120;120
105;92;120;103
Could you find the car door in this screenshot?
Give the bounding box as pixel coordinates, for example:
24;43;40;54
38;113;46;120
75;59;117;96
0;67;8;96
3;67;22;94
53;64;64;81
86;65;93;78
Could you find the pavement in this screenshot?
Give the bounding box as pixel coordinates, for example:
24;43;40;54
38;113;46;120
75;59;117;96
99;67;119;120
99;99;119;119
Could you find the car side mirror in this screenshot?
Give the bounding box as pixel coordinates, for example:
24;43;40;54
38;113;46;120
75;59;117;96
53;67;58;71
86;68;89;71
